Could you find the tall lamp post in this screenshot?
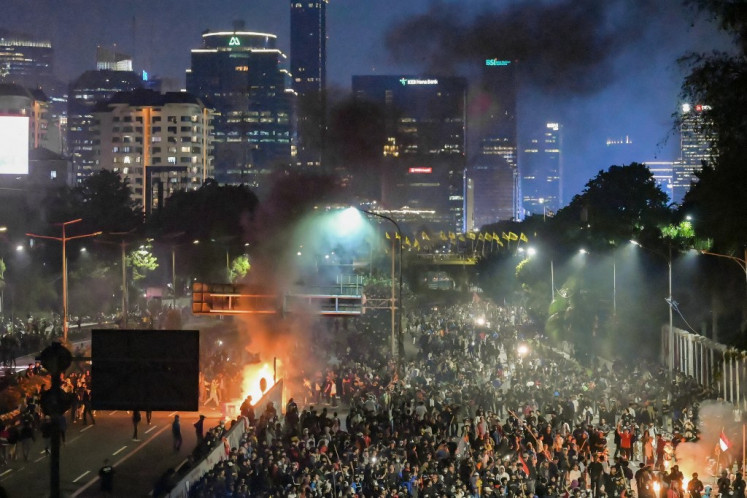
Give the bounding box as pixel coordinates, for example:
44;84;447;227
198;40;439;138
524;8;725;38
632;240;674;374
357;209;403;363
700;249;747;287
96;230;138;328
27;219;102;343
700;248;747;324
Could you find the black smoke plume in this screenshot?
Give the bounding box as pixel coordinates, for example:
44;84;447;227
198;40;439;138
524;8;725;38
385;0;670;95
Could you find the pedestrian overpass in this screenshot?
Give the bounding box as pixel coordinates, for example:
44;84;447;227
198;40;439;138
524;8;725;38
191;278;372;317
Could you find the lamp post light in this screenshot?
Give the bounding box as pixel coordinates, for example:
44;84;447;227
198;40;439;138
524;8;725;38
354;208;403;364
631;240;674;374
700;248;747;321
27;219;102;343
609;249;620;316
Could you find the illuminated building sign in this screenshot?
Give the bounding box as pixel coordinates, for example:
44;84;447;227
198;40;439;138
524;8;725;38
229;36;241;47
409;167;432;174
399;78;438;86
142;70;148;81
485;59;511;66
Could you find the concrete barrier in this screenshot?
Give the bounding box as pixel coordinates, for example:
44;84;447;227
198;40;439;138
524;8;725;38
165;379;283;497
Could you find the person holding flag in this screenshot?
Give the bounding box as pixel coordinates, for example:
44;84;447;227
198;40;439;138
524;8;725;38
716;428;732;473
720;429;731;452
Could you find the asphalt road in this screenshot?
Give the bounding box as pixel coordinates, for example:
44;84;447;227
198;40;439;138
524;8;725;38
0;410;223;498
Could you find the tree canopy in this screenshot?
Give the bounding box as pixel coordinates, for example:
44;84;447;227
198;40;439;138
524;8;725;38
553;162;671;250
680;1;747;253
147;179;258;241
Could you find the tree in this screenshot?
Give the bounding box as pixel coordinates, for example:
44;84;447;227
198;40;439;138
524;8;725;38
42;170;142;234
127;244;159;282
148;180;258;242
680;1;747;253
678;1;747;339
229;254;251;282
553;163;671;250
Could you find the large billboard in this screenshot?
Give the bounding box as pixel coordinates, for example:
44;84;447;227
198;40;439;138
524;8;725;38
91;329;200;411
0;116;29;175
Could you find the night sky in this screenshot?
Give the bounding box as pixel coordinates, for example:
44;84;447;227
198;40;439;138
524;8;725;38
3;0;733;202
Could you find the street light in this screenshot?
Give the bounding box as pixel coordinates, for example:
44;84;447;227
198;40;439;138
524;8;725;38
577;248;616;316
27;219;102;343
631;239;674;374
700;248;747;320
344;207;403;363
521;246;553;301
700;249;747;286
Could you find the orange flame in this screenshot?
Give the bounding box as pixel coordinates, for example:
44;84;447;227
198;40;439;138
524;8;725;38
241;363;275;406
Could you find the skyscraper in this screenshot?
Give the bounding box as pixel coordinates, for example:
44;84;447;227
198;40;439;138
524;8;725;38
466;152;517;229
352;75;467;230
94;89;214;213
672;103;716;203
290;0;327;168
0;29;66;155
186;28;292;188
520;122;562;217
0;29;55;91
470;59;517;159
68;69;144;182
644;161;674;202
96;45;133;72
465;59;519;227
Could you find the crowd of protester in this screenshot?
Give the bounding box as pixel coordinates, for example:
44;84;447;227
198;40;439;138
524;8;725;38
183;295;729;498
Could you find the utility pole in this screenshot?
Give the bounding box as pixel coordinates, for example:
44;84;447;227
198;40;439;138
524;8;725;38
27;219;102;343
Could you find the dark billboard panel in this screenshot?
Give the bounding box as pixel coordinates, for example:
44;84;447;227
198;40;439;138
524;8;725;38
91;329;199;411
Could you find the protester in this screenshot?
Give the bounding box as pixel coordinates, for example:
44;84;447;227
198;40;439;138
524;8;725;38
177;298;721;498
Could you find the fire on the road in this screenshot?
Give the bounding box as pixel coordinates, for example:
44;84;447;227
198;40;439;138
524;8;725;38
241;363;275;406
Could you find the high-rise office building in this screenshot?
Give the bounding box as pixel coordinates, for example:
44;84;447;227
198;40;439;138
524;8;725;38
470;59;517;158
520;122;562;217
466;152;517;229
644;161;674;202
290;0;327;168
0;29;55;92
465;59;519;227
186;29;292;188
352;75;467;231
94;89;214;213
672;103;716;203
68;69;144;182
96;45;133;72
0;30;66;154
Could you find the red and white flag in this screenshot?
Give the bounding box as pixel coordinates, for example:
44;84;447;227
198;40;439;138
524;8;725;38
518;452;530;476
720;430;731;452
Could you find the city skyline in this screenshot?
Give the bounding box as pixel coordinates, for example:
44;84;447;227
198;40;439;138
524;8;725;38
2;0;732;203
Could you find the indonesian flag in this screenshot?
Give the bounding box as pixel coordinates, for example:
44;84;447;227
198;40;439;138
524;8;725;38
518;452;530;476
720;430;731;452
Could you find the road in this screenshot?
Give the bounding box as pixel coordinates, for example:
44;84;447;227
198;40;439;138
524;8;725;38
0;315;232;497
0;410;223;497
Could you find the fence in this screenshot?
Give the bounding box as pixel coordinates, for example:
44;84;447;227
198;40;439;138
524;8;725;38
661;325;745;411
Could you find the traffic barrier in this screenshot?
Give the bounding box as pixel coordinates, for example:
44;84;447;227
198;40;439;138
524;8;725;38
165;379;283;498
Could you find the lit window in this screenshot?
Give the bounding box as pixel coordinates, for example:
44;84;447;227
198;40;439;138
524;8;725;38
123;156;131;164
168;156;176;164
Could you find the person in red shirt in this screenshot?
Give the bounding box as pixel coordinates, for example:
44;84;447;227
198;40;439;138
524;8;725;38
616;422;634;461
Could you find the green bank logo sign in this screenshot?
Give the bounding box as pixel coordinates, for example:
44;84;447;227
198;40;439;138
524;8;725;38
229;36;241;46
399;78;438;86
